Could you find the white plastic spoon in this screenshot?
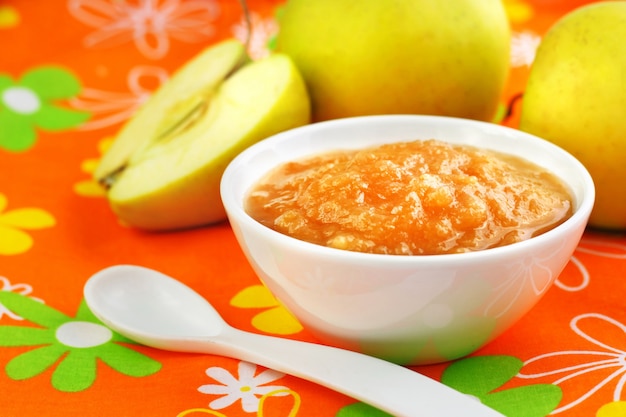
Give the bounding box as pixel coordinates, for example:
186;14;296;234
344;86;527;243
84;265;504;417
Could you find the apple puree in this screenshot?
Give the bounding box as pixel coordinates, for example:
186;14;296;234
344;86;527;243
245;140;573;255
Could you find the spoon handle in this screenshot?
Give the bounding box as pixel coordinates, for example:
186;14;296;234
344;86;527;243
213;327;504;417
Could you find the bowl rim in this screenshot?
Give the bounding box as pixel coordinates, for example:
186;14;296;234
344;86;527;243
221;114;595;266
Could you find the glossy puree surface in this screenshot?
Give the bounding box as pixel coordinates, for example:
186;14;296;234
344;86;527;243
245;140;573;255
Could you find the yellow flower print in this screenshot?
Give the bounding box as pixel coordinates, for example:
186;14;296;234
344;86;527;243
503;0;534;24
0;6;19;29
73;137;112;197
177;409;227;417
231;285;303;335
598;401;626;417
258;389;301;417
0;194;55;255
177;389;300;417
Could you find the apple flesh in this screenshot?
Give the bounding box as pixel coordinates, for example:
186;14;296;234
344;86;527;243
519;2;626;230
95;39;311;230
275;0;510;122
95;40;248;182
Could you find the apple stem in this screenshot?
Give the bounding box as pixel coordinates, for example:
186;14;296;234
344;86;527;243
238;0;252;52
502;92;524;123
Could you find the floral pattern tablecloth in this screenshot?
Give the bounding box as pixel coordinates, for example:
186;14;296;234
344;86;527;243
1;1;625;416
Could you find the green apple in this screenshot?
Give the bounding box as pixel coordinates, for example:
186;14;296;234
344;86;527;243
519;2;626;230
94;39;310;231
274;0;510;122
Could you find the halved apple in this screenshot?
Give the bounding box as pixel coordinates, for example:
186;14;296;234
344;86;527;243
94;39;311;231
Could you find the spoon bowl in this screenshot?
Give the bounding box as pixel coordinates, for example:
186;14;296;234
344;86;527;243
84;264;505;417
85;265;223;349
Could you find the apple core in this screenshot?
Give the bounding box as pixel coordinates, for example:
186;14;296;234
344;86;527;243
153;94;211;144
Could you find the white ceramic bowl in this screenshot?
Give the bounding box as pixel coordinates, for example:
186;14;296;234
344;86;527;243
220;115;595;365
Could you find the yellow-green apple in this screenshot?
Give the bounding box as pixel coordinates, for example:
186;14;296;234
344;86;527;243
519;1;626;230
274;0;510;122
94;39;311;231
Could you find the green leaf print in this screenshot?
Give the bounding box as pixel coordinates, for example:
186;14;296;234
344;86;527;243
336;402;392;417
0;66;90;152
335;355;562;417
0;292;161;392
442;355;562;417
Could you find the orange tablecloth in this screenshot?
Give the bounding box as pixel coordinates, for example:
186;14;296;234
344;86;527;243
1;1;625;416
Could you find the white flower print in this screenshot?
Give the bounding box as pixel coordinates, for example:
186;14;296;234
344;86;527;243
518;313;626;414
510;30;541;68
556;237;626;292
67;0;220;59
198;361;289;413
231;11;278;59
557;255;590;292
0;276;43;320
70;65;168;130
484;242;560;319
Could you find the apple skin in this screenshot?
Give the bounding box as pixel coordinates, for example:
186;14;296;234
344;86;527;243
519;2;626;230
103;49;310;231
275;0;510;122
